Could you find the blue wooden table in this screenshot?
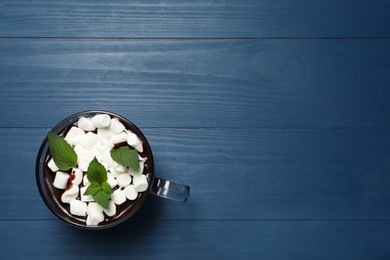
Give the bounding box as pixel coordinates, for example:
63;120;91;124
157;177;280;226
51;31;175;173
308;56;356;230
1;1;390;258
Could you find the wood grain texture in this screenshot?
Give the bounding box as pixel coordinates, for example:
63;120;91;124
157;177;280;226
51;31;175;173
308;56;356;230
1;0;390;38
2;128;390;220
0;220;389;259
1;39;390;127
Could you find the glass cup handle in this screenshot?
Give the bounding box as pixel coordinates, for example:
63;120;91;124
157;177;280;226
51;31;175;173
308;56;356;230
151;177;190;202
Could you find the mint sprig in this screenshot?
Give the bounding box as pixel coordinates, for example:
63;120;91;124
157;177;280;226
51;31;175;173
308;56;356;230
110;146;139;171
47;131;78;171
84;158;113;209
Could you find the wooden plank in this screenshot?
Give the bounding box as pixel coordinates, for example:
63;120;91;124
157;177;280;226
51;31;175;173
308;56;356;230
1;39;390;127
0;220;389;258
2;128;390;220
1;0;390;38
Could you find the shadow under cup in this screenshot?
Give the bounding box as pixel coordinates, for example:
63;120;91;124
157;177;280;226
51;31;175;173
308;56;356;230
36;111;189;229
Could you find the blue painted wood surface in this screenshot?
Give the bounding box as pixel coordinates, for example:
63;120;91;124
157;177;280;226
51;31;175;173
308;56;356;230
1;1;390;259
1;0;390;38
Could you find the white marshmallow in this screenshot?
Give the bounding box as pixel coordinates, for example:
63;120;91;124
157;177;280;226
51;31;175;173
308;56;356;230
69;168;83;185
95;139;114;155
86;211;105;226
109;118;125;134
124;185;138;200
107;172;118;189
70;200;87;217
97;127;114;140
78;117;96;132
103;200;116;217
65;127;85;146
102;150;115;168
127;132;143;152
53;171;69;189
48;158;59;172
132;174;148;192
78;158;92;172
111;132;128;144
61;185;79;203
138;155;147;163
83;174;90;186
80;186;94;202
114;163;126;174
111;189;126;205
87;202;104;214
117;173;131;187
74;144;94;162
92;114;111;128
80;132;99;149
108;167;120;178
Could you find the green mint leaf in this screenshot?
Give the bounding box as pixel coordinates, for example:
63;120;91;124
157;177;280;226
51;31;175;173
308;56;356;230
101;182;113;194
87;158;107;184
47;132;78;171
110;146;140;171
84;182;101;196
93;189;110;209
85;158;113;209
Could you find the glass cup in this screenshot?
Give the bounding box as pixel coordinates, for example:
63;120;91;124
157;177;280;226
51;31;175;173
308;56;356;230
36;110;190;229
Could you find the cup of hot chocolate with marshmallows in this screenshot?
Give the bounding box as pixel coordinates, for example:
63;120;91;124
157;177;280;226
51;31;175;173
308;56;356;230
36;111;190;229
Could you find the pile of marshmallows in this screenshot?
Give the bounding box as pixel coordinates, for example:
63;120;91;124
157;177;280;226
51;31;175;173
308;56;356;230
48;114;149;226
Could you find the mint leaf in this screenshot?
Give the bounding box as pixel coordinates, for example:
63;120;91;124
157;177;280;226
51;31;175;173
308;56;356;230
101;182;112;194
47;132;77;171
93;189;110;209
85;158;113;209
84;182;101;196
87;158;107;184
110;146;139;171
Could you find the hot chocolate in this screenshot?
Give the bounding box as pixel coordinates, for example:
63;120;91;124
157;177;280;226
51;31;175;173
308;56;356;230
39;112;154;228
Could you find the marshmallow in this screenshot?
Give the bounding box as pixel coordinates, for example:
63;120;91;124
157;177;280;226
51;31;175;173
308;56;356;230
102;150;115;168
70;199;87;216
107;172;118;189
80;186;94;202
117;173;131;187
138;155;147;163
53;171;70;189
83;174;90;186
87;202;104;214
48;158;59;172
97;127;114;140
109;118;125;134
124;185;138;200
61;185;79;203
92;114;111;128
111;132;128;144
108;167;120;178
78;158;92;172
87;202;105;225
132;174;148;192
86;211;105;226
103;200;116;217
65;127;85;146
127;132;143;152
111;189;126;205
74;144;94;162
95;139;114;155
80;132;99;149
78;117;96;132
114;163;127;174
69;168;83;185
